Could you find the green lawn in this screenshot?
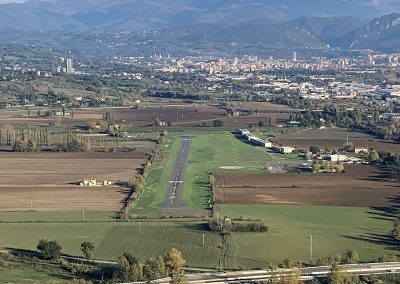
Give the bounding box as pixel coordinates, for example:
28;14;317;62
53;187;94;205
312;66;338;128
0;206;396;270
217;204;399;268
0;266;80;284
132;134;181;216
0;221;220;269
182;132;285;209
95;222;220;268
134;131;305;215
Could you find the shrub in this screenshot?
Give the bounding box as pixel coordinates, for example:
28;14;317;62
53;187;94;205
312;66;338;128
37;239;63;260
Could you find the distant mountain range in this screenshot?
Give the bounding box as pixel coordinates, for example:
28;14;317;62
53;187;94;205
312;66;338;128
336;13;400;51
177;16;367;49
1;0;400;52
0;0;399;31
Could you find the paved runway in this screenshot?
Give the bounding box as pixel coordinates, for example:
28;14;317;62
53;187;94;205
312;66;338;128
160;137;192;208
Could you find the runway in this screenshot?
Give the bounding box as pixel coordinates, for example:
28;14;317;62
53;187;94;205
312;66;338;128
160;137;192;208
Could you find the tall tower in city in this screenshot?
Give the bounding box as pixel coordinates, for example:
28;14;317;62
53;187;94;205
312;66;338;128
367;54;374;66
293;51;297;62
66;56;75;74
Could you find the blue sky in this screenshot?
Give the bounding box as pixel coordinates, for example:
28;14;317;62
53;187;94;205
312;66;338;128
0;0;26;2
0;0;399;15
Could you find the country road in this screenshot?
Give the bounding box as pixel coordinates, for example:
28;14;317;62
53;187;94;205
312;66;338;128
160;137;192;208
3;249;400;283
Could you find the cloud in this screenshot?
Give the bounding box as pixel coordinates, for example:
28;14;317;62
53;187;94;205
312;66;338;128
0;0;27;3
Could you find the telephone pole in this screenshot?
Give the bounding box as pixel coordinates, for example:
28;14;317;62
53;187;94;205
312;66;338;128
310;233;313;263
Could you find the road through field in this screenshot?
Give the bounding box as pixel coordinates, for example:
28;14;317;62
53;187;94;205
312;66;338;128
160;137;192;208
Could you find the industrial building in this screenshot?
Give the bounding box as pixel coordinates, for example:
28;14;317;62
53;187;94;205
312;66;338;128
238;129;295;154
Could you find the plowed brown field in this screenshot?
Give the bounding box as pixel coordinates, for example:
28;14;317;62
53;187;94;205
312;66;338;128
0;152;145;212
279;128;400;154
214;165;400;207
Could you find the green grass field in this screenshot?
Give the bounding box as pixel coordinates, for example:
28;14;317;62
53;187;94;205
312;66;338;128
1;204;397;270
182;132;275;209
0;267;80;284
217;204;399;268
134;131;285;215
0;222;221;269
132;134;181;216
95;222;220;268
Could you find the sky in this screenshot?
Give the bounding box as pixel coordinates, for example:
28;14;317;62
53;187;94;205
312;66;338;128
0;0;26;2
0;0;398;16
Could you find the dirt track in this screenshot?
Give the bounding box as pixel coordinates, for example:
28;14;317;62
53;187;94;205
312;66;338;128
215;165;400;207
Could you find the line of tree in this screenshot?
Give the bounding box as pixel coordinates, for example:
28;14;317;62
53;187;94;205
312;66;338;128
0;125;83;147
316;250;360;266
208;217;268;233
120;130;168;220
0;125;91;152
35;239;187;283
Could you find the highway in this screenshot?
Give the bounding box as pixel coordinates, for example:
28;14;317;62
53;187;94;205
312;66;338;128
160;137;192;208
128;262;400;283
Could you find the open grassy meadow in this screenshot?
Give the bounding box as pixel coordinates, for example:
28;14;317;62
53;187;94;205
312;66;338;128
0;266;80;284
182;132;276;209
1;200;397;270
0;221;221;268
217;204;399;268
133;131;286;216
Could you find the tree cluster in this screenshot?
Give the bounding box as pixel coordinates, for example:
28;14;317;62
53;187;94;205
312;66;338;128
113;248;186;283
316;250;359;266
208;217;268;233
36;239;63;260
53;139;91;152
327;262;360;284
312;161;345;173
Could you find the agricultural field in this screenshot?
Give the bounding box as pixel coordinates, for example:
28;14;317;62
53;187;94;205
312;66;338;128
221;113;290;127
0;101;294;129
212;161;400;267
214;165;400;207
106;103;224;127
0;222;221;269
278;128;400;154
0;152;145;212
232;102;294;111
217;204;398;267
0;102;225;127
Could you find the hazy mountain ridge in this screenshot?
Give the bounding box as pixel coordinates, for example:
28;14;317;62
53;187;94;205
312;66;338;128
1;0;400;51
336;13;400;51
0;0;397;31
175;16;366;49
